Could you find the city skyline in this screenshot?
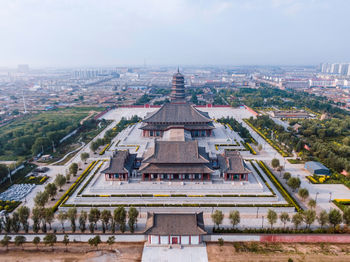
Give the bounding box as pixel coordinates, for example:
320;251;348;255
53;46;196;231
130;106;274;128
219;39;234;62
1;0;350;67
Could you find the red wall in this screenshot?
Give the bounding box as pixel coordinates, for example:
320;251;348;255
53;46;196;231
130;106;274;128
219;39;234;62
260;234;350;243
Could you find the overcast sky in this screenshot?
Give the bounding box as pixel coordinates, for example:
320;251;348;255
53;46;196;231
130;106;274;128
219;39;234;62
0;0;349;67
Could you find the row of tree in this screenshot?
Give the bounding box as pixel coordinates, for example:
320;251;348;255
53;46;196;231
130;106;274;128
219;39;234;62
211;208;350;230
1;234;115;251
0;206;139;234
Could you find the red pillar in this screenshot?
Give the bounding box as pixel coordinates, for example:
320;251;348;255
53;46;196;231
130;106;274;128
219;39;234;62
179;236;181;244
189;235;191;245
201;174;203;181
142;174;145;181
239;174;241;181
231;174;233;181
158;235;160;244
224;173;227;181
246;174;248;181
207;173;210;181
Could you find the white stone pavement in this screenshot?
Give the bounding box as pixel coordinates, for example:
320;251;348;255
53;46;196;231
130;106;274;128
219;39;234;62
142;245;208;262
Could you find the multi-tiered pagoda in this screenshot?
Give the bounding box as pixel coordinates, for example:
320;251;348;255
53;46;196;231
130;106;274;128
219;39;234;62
140;69;214;138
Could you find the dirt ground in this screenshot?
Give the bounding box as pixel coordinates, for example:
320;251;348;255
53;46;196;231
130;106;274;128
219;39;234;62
0;242;143;262
207;242;350;262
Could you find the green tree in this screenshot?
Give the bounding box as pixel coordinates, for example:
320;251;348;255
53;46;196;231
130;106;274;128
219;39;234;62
34;191;49;207
67;208;77;233
0;164;8;181
54;174;66;191
33;236;40;250
69;163;78;176
328;209;342;229
14;235;26;250
279;212;290;229
229;210;240;229
88;235;101;251
271;158;280;169
11;212;21;233
63;234;69;252
114;206;126;233
57;211;67;232
267;209;278;229
107;236;115;250
1;235;11;251
45;183;57;200
343;207;350;226
101;209;112;233
18;206;30;233
317;210;328;229
211;210;224;229
190;93;198;104
283;172;291;180
44;208;54;230
308;199;316;210
128;207;139;233
89;208;101;231
43;233;56;251
79;211;87;233
90;142;99;153
298;188;309;201
303;210;316;228
65;172;71;183
292;213;303;230
287;177;301;192
81;152;89;163
32;207;41;233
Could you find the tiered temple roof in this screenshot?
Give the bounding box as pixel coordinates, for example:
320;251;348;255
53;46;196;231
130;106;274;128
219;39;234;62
140;70;214;133
218;151;251;174
144;212;207;235
139;141;213;174
101;150;136;174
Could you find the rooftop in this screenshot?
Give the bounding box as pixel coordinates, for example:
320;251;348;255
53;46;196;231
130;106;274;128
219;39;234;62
144;212;207;235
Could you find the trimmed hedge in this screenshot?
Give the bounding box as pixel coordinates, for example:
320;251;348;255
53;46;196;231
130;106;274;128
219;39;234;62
52;160;98;212
258;161;302;212
244;119;290;157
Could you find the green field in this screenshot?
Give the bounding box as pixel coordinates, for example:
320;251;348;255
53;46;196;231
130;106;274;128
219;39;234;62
0;107;104;161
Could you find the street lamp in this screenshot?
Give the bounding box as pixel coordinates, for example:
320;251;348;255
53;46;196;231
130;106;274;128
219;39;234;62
329;192;332;203
256;207;259;218
262;216;264;229
7;167;12;185
315;192;319;203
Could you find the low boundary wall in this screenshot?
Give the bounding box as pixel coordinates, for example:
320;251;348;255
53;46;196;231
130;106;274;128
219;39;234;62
207;234;350;243
2;233;350;243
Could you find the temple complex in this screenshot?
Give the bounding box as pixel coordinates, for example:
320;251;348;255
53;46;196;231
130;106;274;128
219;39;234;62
103;69;252;183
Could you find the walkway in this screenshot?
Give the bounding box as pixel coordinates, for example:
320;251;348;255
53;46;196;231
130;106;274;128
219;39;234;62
141;245;208;262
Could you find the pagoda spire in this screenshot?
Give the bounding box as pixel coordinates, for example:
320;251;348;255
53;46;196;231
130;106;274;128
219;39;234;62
170;69;185;102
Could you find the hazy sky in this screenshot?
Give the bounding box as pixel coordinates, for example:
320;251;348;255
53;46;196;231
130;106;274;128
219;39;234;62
0;0;349;67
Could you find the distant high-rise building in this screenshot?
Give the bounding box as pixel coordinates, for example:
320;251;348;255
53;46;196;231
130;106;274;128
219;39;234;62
320;63;350;76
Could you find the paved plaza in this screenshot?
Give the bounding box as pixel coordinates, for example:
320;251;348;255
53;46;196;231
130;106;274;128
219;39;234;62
141;245;208;262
